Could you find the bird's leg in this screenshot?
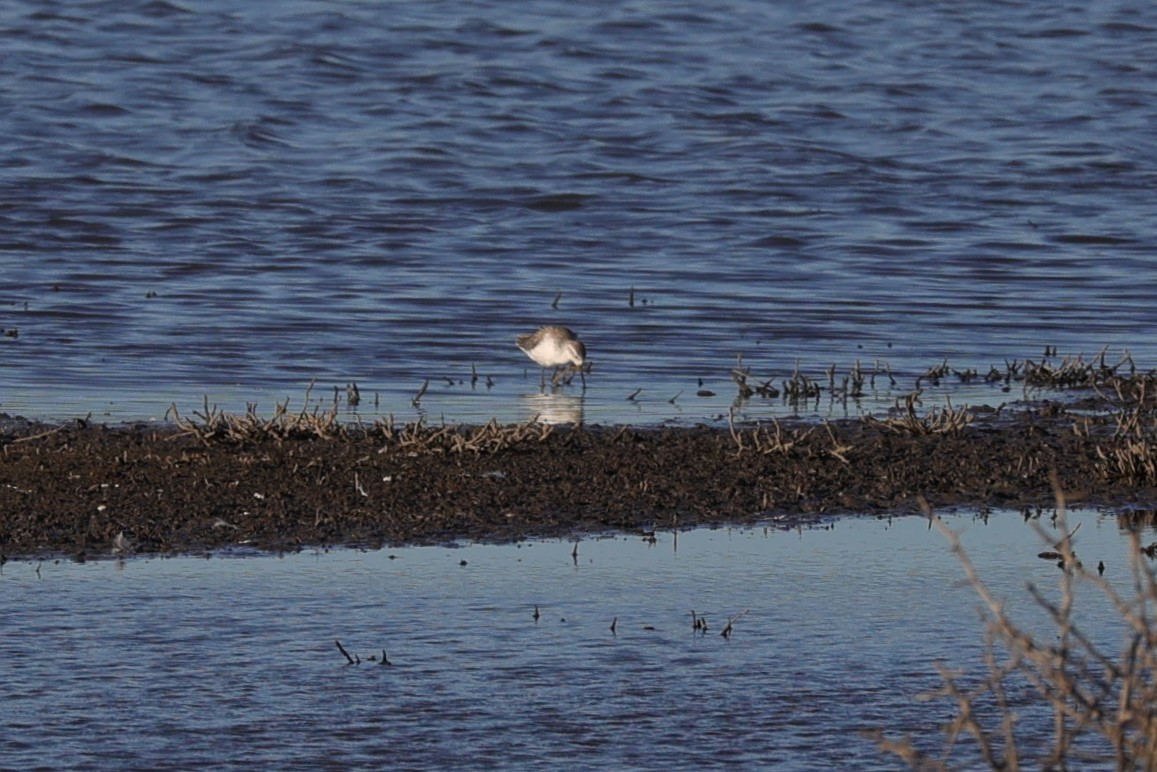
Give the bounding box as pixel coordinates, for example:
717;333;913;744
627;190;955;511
553;366;579;388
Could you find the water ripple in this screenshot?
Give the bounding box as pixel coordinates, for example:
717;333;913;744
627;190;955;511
0;0;1154;425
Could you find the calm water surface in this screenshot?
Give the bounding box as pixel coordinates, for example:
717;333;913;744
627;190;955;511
1;0;1156;425
1;511;1151;769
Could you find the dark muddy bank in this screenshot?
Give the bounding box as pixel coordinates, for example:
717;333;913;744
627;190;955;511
2;388;1156;560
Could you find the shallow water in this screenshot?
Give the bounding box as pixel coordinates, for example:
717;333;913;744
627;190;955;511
1;0;1156;426
2;510;1150;769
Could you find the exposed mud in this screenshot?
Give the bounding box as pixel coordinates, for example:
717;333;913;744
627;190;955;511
2;396;1156;561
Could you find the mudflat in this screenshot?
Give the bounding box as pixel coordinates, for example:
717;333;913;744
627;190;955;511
1;380;1155;561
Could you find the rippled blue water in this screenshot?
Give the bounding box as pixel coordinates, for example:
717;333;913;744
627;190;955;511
0;511;1147;769
5;6;1155;766
1;0;1155;425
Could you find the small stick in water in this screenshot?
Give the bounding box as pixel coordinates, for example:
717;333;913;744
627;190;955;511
335;639;355;665
412;379;429;407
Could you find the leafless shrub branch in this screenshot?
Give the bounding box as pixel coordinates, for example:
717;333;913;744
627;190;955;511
872;487;1157;768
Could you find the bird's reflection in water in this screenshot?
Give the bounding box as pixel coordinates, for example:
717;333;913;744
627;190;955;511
521;391;584;425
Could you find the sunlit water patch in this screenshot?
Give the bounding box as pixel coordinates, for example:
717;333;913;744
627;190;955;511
2;510;1151;768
